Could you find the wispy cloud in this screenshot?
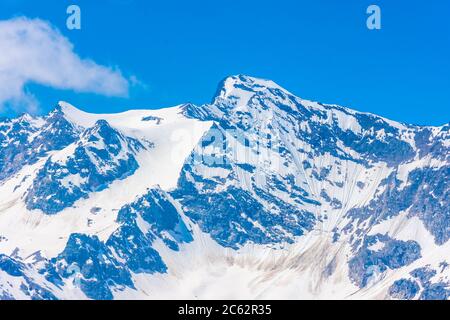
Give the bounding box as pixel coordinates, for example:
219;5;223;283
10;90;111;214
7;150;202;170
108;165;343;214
0;17;129;113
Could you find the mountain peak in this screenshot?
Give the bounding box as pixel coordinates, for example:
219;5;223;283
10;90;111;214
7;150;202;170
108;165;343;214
81;119;119;142
56;101;86;118
57;100;78;111
213;75;290;102
17;113;35;123
52;101;96;129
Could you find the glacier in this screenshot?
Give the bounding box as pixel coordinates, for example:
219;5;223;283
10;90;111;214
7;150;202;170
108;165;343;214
0;75;448;300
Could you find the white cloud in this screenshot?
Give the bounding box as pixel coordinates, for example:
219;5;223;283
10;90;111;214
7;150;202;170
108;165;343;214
0;17;129;112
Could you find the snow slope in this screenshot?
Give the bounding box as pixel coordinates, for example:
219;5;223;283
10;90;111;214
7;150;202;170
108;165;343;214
0;75;448;300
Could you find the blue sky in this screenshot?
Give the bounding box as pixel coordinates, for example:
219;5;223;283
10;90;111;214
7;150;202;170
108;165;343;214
0;0;449;126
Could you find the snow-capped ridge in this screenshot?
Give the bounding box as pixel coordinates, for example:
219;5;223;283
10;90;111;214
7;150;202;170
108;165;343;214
0;75;449;300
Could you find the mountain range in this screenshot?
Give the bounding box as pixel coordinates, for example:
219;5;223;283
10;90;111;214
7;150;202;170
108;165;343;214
0;75;448;300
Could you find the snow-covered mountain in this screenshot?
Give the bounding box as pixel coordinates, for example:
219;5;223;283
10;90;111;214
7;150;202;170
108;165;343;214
0;75;448;300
